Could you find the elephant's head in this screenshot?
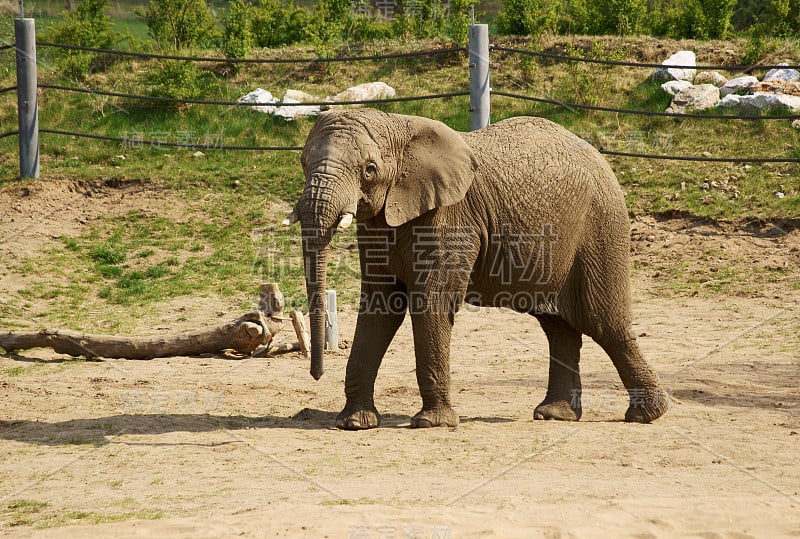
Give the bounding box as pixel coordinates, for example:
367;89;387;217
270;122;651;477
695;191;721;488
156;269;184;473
288;108;477;379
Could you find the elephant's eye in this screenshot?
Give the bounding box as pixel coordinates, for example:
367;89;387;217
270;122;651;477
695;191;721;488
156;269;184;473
364;162;378;182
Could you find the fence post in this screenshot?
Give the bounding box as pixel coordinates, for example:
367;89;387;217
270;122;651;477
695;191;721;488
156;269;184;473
325;289;338;352
15;16;39;179
468;23;490;131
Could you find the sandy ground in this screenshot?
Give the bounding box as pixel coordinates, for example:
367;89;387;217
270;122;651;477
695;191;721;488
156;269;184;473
1;179;799;537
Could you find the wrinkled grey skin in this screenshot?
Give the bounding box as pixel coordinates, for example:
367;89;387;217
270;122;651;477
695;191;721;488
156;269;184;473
294;108;669;429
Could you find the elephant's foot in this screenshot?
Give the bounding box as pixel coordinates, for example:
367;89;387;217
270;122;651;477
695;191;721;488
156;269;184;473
534;398;582;421
335;405;380;430
410;406;459;428
624;387;670;424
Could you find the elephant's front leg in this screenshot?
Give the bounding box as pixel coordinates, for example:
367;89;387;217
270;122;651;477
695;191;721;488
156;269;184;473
337;286;407;430
409;304;459;428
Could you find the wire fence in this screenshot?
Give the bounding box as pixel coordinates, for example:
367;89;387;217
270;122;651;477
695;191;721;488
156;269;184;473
492;90;800;121
36;42;467;64
38;128;305;151
38;83;470;109
3;38;800;163
492;45;800;71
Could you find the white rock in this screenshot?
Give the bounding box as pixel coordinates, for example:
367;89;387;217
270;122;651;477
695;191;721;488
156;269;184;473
661;80;693;96
237;88;277;114
719;76;759;97
666;84;720;114
652;51;696;82
282;89;319;103
751;92;800;111
718;92;800;113
330;82;396;104
792;119;800;129
274;90;322;120
718;94;742;107
694;71;728;87
239;83;398;119
763;63;800;82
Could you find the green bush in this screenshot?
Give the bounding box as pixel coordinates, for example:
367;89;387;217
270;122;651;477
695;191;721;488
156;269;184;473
251;0;310;48
44;0;117;48
446;0;477;44
223;0;253;63
306;0;352;53
650;0;735;39
652;0;706;38
771;0;800;36
42;0;119;79
561;42;625;107
344;14;396;42
702;0;737;38
140;0;218;50
390;0;475;42
144;60;206;107
411;0;448;39
571;0;647;35
497;0;560;37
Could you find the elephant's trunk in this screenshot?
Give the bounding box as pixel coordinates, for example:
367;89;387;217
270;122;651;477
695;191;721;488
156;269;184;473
297;169;357;379
303;237;329;380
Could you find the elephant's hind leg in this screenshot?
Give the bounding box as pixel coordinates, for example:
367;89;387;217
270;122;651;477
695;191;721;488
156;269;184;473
595;333;670;423
571;238;670;423
533;314;583;421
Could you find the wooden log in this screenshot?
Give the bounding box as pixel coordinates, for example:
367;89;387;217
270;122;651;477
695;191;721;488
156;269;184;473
0;284;287;360
290;309;311;358
252;341;302;357
259;283;285;316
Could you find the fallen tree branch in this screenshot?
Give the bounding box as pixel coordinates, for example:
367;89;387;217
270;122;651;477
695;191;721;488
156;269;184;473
254;341;302;357
0;284;291;360
290;309;311;358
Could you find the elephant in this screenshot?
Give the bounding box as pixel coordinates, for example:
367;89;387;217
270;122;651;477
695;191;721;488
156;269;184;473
286;108;670;430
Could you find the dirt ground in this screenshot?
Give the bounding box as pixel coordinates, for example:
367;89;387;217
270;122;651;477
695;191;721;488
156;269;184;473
1;179;799;537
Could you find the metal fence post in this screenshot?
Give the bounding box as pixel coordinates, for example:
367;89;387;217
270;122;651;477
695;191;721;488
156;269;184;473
325;289;338;351
15;17;40;179
468;23;490;131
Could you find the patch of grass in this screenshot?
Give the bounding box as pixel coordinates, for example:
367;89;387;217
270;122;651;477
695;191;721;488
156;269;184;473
6;194;361;329
2;35;798;219
90;241;127;265
3;365;27;376
0;34;797;326
31;509;164;529
2;499;49;527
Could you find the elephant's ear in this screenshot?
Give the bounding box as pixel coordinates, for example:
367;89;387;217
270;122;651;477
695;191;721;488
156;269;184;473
384;117;477;227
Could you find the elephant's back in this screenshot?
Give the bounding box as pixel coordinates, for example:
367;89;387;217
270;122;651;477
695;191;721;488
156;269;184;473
463;116;623;212
460;115;630;299
464;116;615;183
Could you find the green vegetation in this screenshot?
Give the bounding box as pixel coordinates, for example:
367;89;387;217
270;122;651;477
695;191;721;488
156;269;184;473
0;1;797;332
222;0;253;63
7;0;800;46
1;499;49;527
139;0;218;50
0;498;163;529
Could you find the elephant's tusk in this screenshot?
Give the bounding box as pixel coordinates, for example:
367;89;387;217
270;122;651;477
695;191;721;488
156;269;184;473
281;212;299;227
337;213;354;229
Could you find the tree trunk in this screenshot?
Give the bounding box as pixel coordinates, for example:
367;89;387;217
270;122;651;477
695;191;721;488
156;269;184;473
0;284;287;359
